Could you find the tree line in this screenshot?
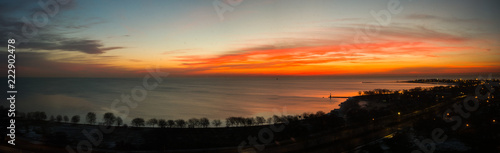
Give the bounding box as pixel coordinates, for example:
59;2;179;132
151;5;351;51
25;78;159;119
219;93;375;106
16;110;331;128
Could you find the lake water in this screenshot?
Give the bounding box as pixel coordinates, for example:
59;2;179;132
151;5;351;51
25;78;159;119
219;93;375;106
4;75;480;124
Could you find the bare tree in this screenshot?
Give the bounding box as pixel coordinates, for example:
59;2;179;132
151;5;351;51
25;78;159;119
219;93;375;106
158;119;167;128
103;112;116;126
187;118;200;128
200;118;210;128
245;117;255;126
285;115;298;122
71;115;80;124
212;119;222;127
147;118;158;127
116;117;123;126
167;120;175;128
86;112;96;125
56;115;63;122
131;118;145;127
272;115;280;124
30;112;47;120
280;115;289;124
256;116;265;125
27;112;32;120
316;111;326;117
175;119;186;128
40;112;47;120
226;117;239;127
302;112;313;119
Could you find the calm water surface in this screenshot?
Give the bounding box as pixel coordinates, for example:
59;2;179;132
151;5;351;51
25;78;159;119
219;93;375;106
5;75;476;123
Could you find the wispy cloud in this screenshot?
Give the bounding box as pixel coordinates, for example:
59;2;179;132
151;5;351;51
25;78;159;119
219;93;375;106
0;52;140;77
172;39;474;75
405;14;483;23
0;1;122;54
162;48;199;55
23;39;124;54
1;1;498;77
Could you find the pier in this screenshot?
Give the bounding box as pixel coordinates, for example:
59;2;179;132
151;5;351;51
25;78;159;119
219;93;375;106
328;93;351;98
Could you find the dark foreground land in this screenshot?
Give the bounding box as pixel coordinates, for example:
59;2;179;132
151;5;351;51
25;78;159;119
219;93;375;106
1;78;499;153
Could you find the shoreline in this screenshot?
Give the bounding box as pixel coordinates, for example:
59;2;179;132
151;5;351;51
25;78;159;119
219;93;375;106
1;78;498;152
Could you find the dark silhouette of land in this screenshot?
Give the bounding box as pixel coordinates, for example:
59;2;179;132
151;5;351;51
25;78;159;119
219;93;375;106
1;78;499;152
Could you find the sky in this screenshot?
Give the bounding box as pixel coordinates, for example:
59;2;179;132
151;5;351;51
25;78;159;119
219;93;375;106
1;0;500;77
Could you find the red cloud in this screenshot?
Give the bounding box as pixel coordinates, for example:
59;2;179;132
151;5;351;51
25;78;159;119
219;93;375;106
172;40;478;76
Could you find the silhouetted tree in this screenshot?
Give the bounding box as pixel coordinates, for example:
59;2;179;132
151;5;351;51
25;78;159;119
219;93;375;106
86;112;96;125
237;117;246;126
200;118;210;128
256;116;265;125
175;119;186;128
226;117;247;126
40;112;47;120
272;115;281;124
226;117;234;127
212;119;222;127
56;115;63;122
245;117;255;126
279;115;290;124
188;118;200;128
147;118;158;127
50;115;55;122
28;111;47;120
302;112;313;119
167;120;175;128
116;117;123;126
286;115;299;122
64;115;69;122
71;115;80;124
158;119;167;128
131;118;145;127
103;112;116;126
18;112;26;118
267;117;272;124
27;112;33;120
316;111;326;117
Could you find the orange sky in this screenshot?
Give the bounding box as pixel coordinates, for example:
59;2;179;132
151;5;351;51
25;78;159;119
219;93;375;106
3;0;500;77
